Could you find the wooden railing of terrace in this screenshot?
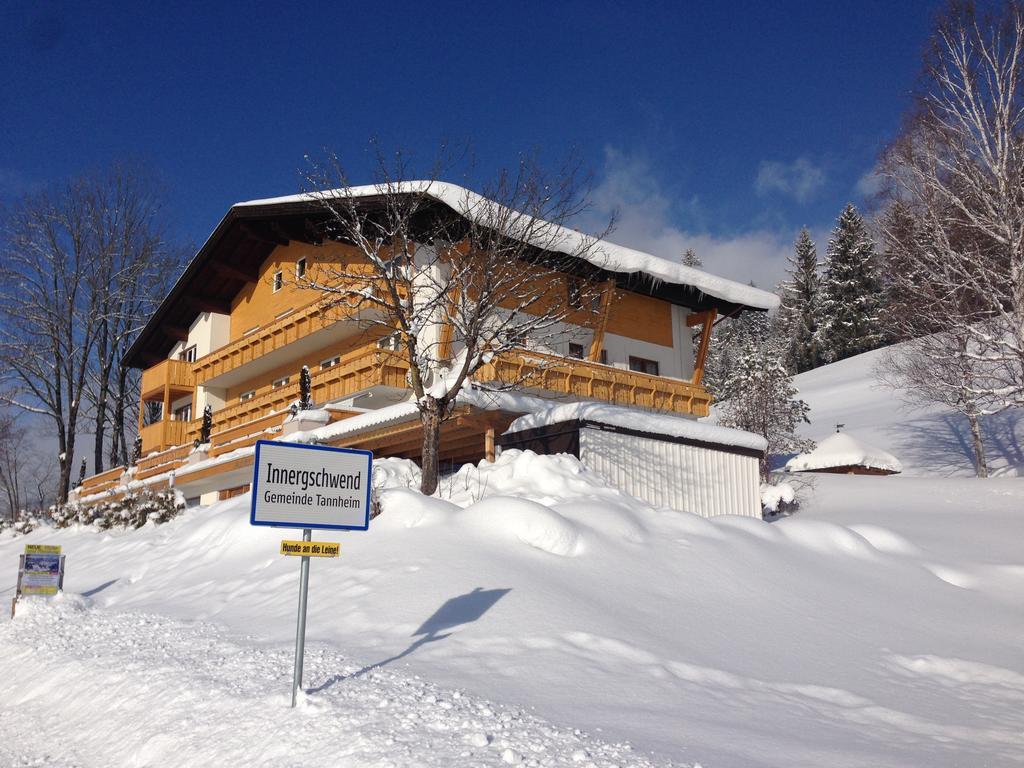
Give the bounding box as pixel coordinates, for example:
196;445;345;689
208;342;409;433
474;349;714;417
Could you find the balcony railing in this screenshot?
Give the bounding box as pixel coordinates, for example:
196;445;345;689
475;349;713;417
140;358;196;399
209;341;410;434
192;298;343;382
139;418;195;455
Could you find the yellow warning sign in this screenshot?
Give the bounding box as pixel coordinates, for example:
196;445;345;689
25;544;61;555
280;540;340;558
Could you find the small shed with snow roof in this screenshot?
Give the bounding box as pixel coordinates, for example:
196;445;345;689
785;432;902;476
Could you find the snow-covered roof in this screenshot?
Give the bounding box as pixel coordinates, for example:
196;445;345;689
785;432;902;474
505;401;768;453
236;181;779;312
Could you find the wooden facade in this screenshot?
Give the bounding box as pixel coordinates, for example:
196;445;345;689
76;188;771;505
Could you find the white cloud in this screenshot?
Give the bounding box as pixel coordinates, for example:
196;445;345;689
581;148;796;291
754;157;826;203
854;168;884;199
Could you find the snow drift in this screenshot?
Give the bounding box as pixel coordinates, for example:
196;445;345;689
3;450;1023;767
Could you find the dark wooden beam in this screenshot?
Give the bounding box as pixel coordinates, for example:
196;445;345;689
186;295;232;314
239;221;289;246
209;259;259;284
164;325;190;342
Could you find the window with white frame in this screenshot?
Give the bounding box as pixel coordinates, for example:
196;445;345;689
568;342;585;359
296;257;307;279
173;403;192;422
376;331;401;351
239;389;256;402
320;355;341;370
272;376;289;389
272;270;283;292
179;345;197;363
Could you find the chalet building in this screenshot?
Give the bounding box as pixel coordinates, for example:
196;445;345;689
75;182;778;516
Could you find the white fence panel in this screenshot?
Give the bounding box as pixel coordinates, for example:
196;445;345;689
579;427;760;518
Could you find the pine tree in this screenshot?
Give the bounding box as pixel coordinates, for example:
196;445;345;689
77;458;87;488
194;404;213;448
298;365;313;411
778;228;822;373
716;328;813;482
131;435;142;466
681;248;703;268
703;307;770;400
817;204;885;363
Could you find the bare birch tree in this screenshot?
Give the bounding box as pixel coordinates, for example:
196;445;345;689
878;1;1024;421
301;148;613;494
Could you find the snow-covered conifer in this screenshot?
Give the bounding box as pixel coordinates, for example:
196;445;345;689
716;327;812;481
681;248;703;268
298;365;313;411
778;228;822;373
817;204;884;363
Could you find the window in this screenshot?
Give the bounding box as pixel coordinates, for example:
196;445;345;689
628;356;660;376
173;404;192;422
381;253;408;276
567;277;583;309
272;376;289;389
244;325;261;336
320;355;341;370
599;349;608;365
275;308;294;320
178;346;197;363
568;343;585;359
239;390;256;402
272;271;283;292
296;257;307;279
376;331;401;351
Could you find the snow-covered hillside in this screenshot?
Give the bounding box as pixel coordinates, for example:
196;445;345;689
793;344;1024;476
2;451;1022;768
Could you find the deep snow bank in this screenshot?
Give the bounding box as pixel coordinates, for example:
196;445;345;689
2;452;1023;768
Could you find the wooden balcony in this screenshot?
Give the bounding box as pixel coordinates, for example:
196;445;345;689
77;465;126;497
192;298;344;382
139;418;196;455
209;342;410;434
140;358;196;399
475;349;713;417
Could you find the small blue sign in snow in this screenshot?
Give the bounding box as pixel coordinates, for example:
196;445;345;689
250;440;373;531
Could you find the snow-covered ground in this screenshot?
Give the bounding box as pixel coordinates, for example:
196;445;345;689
793;344;1024;476
3;449;1023;767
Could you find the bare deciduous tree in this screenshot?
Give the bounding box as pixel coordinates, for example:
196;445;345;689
301;148;613;494
84;165;179;472
878;1;1024;424
0;165;178;501
0;181;105;502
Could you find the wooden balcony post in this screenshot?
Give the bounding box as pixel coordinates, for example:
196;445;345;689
588;280;616;363
485;426;496;462
686;309;717;386
162;382;171;450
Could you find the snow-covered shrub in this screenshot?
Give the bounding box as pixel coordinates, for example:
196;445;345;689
761;482;797;519
370;457;422;517
0;510;49;537
54;490;184;530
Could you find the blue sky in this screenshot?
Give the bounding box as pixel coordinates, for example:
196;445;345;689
1;1;939;287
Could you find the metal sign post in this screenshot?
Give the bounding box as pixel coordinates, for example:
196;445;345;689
291;527;312;708
249;440;372;708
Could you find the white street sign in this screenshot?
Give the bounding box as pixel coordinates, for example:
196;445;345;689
250;440;372;531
